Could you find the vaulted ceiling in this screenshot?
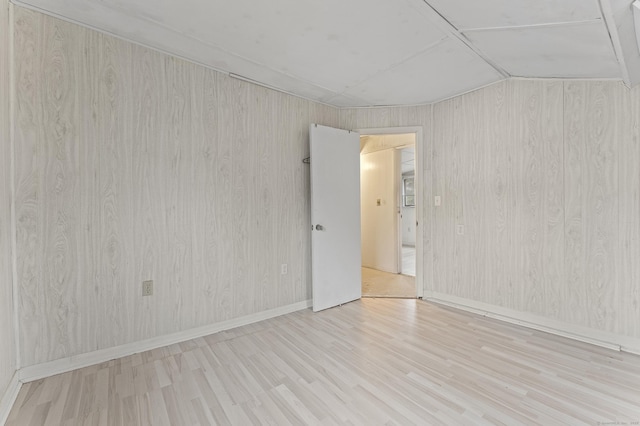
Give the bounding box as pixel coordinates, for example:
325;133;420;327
11;0;640;107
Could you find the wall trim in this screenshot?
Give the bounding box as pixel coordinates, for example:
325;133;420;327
18;299;312;383
424;291;640;356
0;372;21;425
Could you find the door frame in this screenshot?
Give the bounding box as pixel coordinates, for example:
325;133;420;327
356;126;425;298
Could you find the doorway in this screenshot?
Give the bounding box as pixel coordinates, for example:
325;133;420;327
359;131;419;298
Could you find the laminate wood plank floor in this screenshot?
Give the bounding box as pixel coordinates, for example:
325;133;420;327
361;268;415;298
7;298;640;425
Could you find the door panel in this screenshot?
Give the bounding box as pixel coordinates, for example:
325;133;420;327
310;124;361;312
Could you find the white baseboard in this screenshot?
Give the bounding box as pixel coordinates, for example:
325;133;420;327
18;299;312;383
424;291;640;356
0;372;21;426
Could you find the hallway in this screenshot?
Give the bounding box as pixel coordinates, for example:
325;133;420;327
361;267;415;298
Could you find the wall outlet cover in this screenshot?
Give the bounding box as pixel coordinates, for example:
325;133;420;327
142;280;153;296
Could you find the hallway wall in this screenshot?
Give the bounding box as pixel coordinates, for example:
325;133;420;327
361;148;399;273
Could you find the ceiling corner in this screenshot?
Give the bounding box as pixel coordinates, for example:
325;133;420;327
600;0;640;86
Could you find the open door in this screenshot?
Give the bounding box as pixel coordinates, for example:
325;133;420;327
310;124;361;312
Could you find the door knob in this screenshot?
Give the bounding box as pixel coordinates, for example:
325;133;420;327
315;224;325;231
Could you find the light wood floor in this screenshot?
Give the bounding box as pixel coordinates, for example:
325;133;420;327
7;299;640;425
401;246;415;277
361;268;415;298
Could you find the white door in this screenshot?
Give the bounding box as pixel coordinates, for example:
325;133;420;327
310;124;361;312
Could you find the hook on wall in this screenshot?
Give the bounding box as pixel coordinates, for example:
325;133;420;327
302;157;310;164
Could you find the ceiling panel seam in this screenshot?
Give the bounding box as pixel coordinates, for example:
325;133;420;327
10;0;632;105
330;36;451;105
420;0;509;78
460;19;604;33
597;0;632;86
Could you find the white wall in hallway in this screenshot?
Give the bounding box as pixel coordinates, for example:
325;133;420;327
361;149;399;273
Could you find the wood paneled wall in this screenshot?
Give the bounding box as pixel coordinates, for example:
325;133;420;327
431;80;566;315
0;0;16;396
343;80;638;339
10;5;640;369
342;80;640;340
430;79;640;338
13;8;338;367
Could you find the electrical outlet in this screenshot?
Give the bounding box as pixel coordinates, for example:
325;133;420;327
142;280;153;296
456;224;465;235
434;196;441;206
281;264;288;275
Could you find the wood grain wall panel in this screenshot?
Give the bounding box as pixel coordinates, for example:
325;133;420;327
431;99;453;296
461;89;488;302
538;82;564;320
14;8;338;366
13;3;640;368
189;65;218;326
281;96;309;306
620;85;640;338
433;92;485;300
563;82;586;326
0;0;16;396
81;30;131;352
309;102;339;129
564;82;620;333
483;81;513;307
14;10;85;365
339;105;431;131
227;76;251;319
390;80;637;341
14;9;41;366
439;97;462;297
212;73;235;324
512;81;564;318
339;108;391;130
162;56;194;333
514;81;544;313
131;45;165;344
249;85;276;313
431;80;638;340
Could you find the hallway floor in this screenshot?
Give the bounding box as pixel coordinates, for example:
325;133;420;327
361;267;415;298
402;245;415;276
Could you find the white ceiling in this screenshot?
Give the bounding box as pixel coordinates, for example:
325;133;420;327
12;0;640;107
